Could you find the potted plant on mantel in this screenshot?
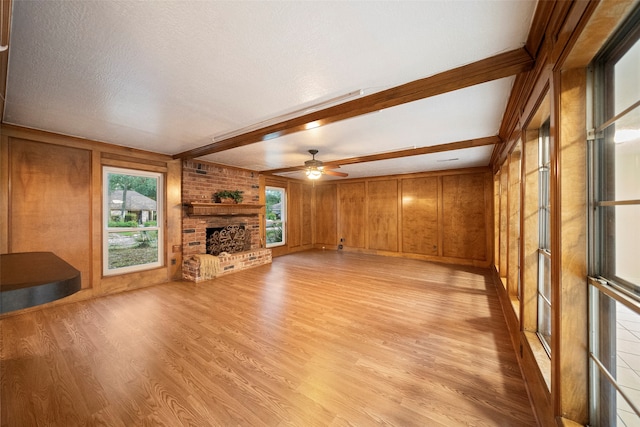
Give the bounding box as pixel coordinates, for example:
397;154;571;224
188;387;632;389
213;190;244;204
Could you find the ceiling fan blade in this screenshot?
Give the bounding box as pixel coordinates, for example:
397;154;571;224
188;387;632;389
323;169;348;177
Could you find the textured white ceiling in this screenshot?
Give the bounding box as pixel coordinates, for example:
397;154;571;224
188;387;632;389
4;0;537;179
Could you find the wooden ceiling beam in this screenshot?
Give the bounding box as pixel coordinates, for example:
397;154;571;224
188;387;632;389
173;48;532;160
262;135;501;175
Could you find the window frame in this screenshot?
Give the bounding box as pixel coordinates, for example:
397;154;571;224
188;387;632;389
103;166;164;276
537;118;552;356
265;186;286;248
593;24;640;295
588;7;640;425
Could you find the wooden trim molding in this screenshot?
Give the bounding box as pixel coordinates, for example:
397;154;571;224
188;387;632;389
185;202;263;216
174;49;532;159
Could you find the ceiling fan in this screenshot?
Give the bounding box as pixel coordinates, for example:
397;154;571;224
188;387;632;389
304;149;348;179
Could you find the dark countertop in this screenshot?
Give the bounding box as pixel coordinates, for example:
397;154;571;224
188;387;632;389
1;252;81;314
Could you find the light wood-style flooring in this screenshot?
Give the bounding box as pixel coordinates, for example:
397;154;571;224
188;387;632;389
1;251;537;426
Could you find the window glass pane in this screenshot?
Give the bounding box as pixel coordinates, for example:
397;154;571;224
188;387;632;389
104;167;162;275
107;173;158;226
266;187;285;247
615;205;640;284
613;108;640;201
107;230;159;270
602;205;640;286
539;120;551;250
614;38;640;115
590;287;640;426
538;252;552;353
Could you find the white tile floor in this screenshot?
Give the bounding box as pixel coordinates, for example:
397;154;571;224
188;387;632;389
616;304;640;426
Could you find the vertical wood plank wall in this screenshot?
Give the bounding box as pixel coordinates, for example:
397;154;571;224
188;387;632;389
288;181;303;248
401;177;438;256
367;179;399;252
9;139;92;289
556;67;588;422
507;146;522;308
309;168;493;268
338;182;366;249
0;125;183;310
441;173;487;261
314;183;337;246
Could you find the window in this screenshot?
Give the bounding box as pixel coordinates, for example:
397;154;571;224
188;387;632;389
589;8;640;426
265;187;285;247
537;118;552;355
103;167;163;275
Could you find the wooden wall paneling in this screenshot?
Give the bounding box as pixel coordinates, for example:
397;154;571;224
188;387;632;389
259;175;266;248
396;179;402;253
302;184;313;246
442;173;487;261
549;67;561;420
288;181;302;248
484;171;495;272
338;182;366;249
314;184;337;246
166;159;183;280
508;146;522;311
499;169;509;278
550;1;599;69
364;180;370;250
563;0;638;69
522;128;540;332
437;176;444;257
555;67;589;424
9;139;92;289
367;179;398;252
0;1;10;121
2;125;172;163
90;151;102;293
0;133;8;253
401;176;438;255
494;174;500;269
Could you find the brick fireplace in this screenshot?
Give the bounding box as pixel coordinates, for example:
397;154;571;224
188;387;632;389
181;160;271;282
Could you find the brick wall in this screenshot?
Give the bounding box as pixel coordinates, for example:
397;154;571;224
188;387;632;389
183;249;272;283
182;160;261;257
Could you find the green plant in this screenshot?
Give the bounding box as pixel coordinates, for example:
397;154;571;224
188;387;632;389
213;190;244;203
108;220;139;228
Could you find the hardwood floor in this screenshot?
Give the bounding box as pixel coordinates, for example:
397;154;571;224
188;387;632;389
1;251;537;426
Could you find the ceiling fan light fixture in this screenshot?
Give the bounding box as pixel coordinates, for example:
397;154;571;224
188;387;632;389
306;168;322;180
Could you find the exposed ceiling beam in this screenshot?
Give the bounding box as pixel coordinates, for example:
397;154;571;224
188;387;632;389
174;48;533;160
262;135;501;175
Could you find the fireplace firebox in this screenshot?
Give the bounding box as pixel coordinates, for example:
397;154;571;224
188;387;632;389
206;225;250;256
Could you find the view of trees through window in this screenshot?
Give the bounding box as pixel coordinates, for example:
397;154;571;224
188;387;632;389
104;167;162;274
265;187;285;247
